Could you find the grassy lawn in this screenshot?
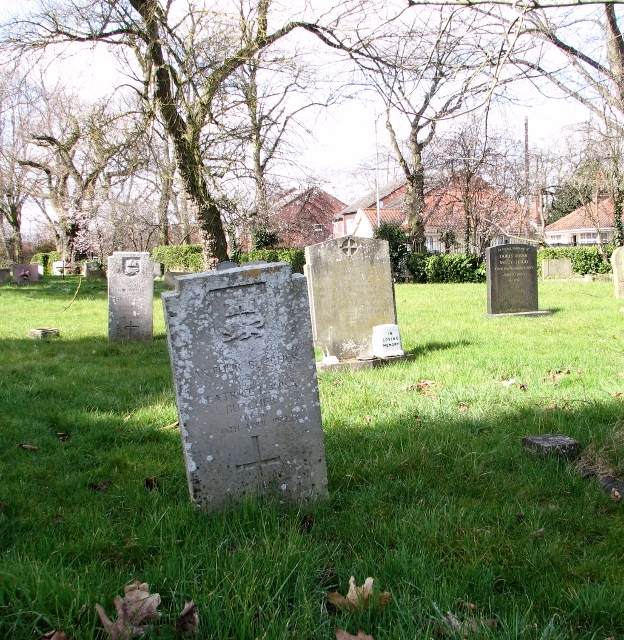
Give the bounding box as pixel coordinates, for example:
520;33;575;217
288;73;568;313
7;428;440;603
0;276;623;639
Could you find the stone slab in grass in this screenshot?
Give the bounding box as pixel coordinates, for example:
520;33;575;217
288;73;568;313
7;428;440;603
317;353;414;373
522;434;581;460
28;328;60;339
162;261;328;512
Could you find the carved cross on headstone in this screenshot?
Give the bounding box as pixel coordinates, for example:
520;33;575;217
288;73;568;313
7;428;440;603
341;237;358;256
125;321;140;337
236;435;281;484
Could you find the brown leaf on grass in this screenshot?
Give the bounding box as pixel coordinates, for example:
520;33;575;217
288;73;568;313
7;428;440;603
298;512;314;534
614;392;624;398
336;628;374;640
160;421;179;430
611;488;622;502
519;383;528;392
56;433;69;442
532;528;546;538
18;443;38;450
96;580;161;640
42;632;71;640
455;600;478;612
458;403;468;412
175;601;199;637
438;612;498;638
546;403;558;411
89;481;112;492
364;416;372;424
327;576;391;612
413;413;422;423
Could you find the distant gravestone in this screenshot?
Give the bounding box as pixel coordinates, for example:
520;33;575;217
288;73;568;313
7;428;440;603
611;247;624;299
0;268;10;283
164;271;191;289
304;236;397;360
108;252;154;342
83;261;105;280
542;258;572;279
12;264;39;284
51;261;66;276
523;434;581;461
486;245;551;316
153;262;163;277
162;262;328;511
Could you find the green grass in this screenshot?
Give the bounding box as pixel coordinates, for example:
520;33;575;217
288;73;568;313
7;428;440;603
0;276;623;639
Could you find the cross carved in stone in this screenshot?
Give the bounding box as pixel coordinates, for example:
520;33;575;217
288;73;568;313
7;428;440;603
341;237;359;256
125;321;140;337
236;435;281;484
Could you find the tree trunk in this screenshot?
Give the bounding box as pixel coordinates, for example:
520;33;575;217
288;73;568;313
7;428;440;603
157;135;173;247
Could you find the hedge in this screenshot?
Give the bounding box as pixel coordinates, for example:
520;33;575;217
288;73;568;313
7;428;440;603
537;245;614;275
406;252;485;284
151;245;204;272
31;251;62;274
240;249;305;274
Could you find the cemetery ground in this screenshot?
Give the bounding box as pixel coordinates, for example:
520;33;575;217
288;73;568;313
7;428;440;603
0;277;623;640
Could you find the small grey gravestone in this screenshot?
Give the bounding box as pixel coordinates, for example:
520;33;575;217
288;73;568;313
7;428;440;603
542;258;572;279
164;271;191;289
28;328;60;339
522;434;581;460
0;268;10;283
216;260;239;271
486;245;551;317
153;262;163;277
83;261;105;280
107;252;154;342
162;262;328;512
304;236;398;360
12;264;39;284
611;246;624;299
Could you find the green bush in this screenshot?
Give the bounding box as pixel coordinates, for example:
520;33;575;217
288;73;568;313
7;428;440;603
31;251;62;274
537;245;613;275
373;223;409;277
425;253;485;283
152;245;204;272
405;252;429;283
239;249;305;274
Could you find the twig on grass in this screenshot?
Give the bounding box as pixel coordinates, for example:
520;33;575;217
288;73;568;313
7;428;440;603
61;277;83;312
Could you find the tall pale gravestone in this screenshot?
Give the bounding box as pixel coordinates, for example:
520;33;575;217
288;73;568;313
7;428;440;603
486;245;551;316
162;262;328;511
108;252;154;342
611;247;624;299
304;236;397;360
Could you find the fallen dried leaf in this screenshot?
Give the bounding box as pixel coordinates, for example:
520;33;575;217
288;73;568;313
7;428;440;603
532;528;546;538
18;443;38;450
175;601;199;637
615;392;624;398
299;512;314;534
364;416;372;424
96;580;161;640
336;628;374;640
417;380;438;389
413;413;422;423
456;600;478;612
438;613;498;637
161;420;179;429
56;433;69;442
519;383;528;391
89;481;112;492
327;576;391;611
546;403;558;411
459;403;468;412
42;632;71;640
611;488;621;502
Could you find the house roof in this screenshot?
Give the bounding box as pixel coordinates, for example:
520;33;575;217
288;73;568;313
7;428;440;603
360;208;408;229
544;198;615;233
338;178;407;216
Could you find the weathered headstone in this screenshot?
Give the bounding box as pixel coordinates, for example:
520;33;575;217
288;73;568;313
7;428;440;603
542;258;572;279
611;246;624;299
164;271;191;289
0;268;10;283
523;434;581;460
107;252;154;342
304;236;397;360
162;262;328;511
83;261;106;280
153;262;163;277
12;264;39;283
486;245;551;316
28;328;60;339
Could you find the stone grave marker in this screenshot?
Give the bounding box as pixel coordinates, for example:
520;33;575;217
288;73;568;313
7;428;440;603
164;271;191;289
611;247;624;299
108;252;154;342
486;245;551;316
0;268;10;283
51;261;66;276
153;262;163;277
542;258;572;279
371;324;404;358
162;262;328;511
12;264;39;284
83;261;106;280
304;236;397;360
522;434;581;460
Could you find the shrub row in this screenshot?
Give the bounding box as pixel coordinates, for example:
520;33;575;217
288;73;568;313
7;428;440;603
239;249;305;274
537;245;614;275
151;245;204;272
30;251;63;274
406;252;485;284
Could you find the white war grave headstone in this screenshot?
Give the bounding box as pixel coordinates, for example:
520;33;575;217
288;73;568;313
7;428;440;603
108;252;154;342
162;262;328;511
304;236;403;363
611;246;624;299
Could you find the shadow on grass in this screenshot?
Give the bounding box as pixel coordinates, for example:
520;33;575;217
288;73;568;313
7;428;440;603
406;339;473;357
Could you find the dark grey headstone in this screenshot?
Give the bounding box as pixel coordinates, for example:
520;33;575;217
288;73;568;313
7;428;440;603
486;245;550;316
522;434;581;460
162;262;328;512
216;261;239;271
0;268;10;283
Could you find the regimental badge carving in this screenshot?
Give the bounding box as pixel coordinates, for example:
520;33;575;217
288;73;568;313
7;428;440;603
220;296;265;342
341;237;358;256
122;257;141;276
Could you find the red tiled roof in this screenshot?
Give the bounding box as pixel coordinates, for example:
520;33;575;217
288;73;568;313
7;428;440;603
544;199;615;232
360;208;408;229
